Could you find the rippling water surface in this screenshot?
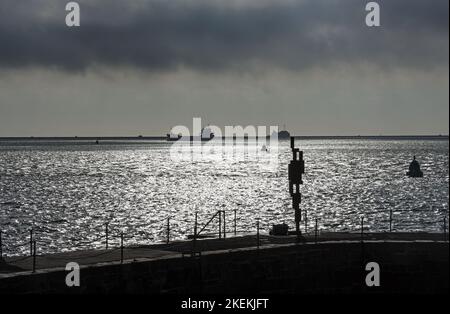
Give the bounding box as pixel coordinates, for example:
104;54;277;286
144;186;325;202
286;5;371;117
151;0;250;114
0;139;448;255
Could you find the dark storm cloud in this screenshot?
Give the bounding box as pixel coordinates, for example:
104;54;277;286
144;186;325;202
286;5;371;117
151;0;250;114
0;0;448;72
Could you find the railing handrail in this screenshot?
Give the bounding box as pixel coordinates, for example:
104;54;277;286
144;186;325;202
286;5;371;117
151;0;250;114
1;209;448;259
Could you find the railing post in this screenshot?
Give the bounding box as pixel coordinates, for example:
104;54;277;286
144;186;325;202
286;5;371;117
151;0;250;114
105;223;109;250
444;217;447;241
256;220;260;250
314;218;318;243
0;230;3;259
234;209;237;236
29;229;33;257
389;209;393;232
304;209;308;233
193;212;198;254
166;217;170;244
32;240;36;273
223;211;226;239
218;211;222;239
360;216;364;242
120;231;124;264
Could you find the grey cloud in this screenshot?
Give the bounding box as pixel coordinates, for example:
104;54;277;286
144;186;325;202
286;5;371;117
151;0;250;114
0;0;448;73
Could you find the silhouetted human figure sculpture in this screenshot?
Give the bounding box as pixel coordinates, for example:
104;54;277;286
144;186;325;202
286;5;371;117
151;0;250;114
407;156;423;177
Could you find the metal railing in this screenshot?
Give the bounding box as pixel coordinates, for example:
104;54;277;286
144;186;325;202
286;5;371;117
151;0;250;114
1;208;448;271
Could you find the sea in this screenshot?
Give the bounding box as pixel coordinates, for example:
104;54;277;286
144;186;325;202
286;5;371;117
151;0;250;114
0;137;448;256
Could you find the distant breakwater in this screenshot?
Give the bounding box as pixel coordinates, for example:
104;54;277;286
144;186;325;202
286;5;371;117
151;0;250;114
0;135;448;142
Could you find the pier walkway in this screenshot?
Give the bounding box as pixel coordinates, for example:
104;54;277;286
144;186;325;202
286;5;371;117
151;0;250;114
1;232;447;274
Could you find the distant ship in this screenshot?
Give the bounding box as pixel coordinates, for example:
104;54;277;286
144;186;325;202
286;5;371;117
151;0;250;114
167;127;215;142
269;127;291;140
277;130;291;140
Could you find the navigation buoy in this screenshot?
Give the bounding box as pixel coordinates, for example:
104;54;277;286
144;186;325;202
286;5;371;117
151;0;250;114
407;156;423;178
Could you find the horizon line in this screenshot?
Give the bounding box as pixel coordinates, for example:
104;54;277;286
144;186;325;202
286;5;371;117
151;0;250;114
0;134;448;140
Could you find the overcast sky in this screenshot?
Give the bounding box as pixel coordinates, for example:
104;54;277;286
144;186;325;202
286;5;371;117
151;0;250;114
0;0;448;136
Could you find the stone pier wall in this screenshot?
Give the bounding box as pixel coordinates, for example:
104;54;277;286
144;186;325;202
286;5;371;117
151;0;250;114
0;241;448;294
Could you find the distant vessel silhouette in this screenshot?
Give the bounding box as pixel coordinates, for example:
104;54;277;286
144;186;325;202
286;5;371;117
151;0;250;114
167;126;214;142
277;130;291;139
407;156;423;177
269;129;291;140
267;124;291;140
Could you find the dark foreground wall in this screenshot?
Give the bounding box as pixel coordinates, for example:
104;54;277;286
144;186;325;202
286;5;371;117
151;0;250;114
0;241;448;294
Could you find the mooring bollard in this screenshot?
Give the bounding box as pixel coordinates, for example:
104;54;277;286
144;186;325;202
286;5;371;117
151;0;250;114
166;217;170;244
256;220;260;250
105;223;109;250
29;229;33;257
360;217;364;242
32;240;36;273
389;209;393;232
120;231;124;264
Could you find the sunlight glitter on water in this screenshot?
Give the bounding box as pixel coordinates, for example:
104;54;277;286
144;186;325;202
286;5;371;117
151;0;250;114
0;139;448;255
